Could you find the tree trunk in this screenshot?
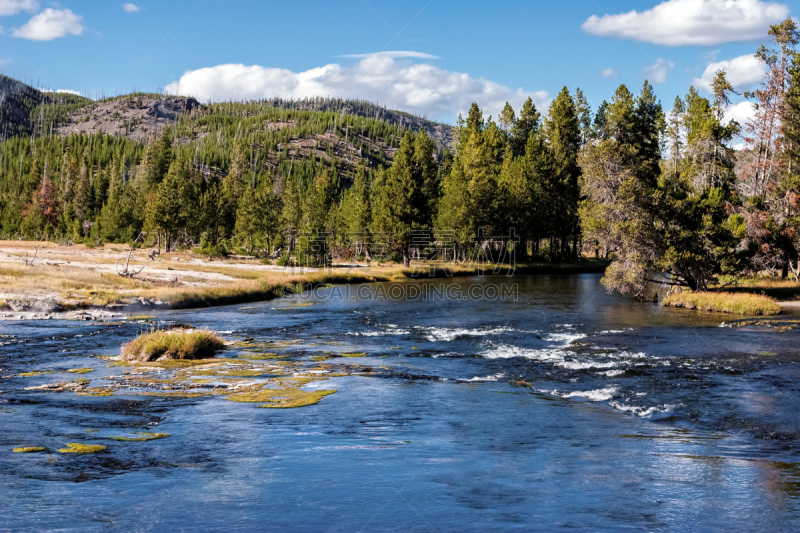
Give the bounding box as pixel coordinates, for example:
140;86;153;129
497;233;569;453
402;247;411;267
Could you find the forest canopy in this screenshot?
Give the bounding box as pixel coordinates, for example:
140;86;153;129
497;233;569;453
1;20;799;294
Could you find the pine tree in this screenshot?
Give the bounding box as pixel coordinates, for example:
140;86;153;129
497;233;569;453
667;96;686;177
142;128;173;190
574;88;593;146
498;102;516;133
281;177;302;252
341;165;371;256
593;100;610;140
371;133;424;266
510;97;540;157
144;159;199;252
606;85;636;144
632;81;665;186
413;130;438;226
545;87;582;258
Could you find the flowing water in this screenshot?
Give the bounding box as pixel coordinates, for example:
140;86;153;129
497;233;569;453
2;274;800;532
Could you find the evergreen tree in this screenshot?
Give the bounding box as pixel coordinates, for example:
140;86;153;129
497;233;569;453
545;87;582;258
142;128;173;189
371;133;425;266
667;96;686;177
510;97;540;157
574;88;593;146
341;166;372;255
144;159;199;251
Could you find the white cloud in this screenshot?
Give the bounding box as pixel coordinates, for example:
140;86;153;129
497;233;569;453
693;54;766;92
641;59;675;83
122;3;140;13
600;68;618;79
13;8;83;40
51;89;82;96
341;51;439;59
724;100;756;126
582;0;790;46
165;54;550;122
0;0;38;17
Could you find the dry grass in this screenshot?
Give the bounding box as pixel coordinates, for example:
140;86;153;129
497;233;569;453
120;329;226;362
663;291;782;316
714;275;800;301
0;241;609;313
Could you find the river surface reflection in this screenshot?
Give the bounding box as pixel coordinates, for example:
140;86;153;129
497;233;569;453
2;274;799;531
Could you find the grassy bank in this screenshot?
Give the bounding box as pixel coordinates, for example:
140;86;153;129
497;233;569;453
715;275;800;301
120;329;226;362
0;241;608;314
662;291;782;316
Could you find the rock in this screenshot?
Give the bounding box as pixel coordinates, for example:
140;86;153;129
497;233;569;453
7;299;31;312
33;300;64;313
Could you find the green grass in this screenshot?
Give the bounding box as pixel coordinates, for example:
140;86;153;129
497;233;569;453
663;291;781;316
121;329;226;362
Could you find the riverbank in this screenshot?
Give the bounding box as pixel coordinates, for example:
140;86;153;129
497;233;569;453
662;291;782;315
0;241;608;320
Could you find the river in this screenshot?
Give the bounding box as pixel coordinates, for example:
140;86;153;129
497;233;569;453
2;274;800;531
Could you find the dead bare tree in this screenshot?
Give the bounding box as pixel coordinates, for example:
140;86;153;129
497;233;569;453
117;233;146;278
789;260;800;281
23;245;39;267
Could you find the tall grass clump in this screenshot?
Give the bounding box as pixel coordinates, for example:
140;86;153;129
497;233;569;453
663;291;781;316
121;328;226;362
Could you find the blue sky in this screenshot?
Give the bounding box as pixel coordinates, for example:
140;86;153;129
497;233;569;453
0;0;792;124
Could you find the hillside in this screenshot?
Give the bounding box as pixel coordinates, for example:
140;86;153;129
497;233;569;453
0;75;92;139
1;76;455;179
261;97;455;149
54;93;202;142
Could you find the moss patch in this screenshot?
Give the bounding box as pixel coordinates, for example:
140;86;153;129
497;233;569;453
339;352;367;358
190;369;267;377
67;368;94;374
110;432;170;442
12;446;46;453
77;388;115;397
19;370;54;377
137;391;211;398
58;443;107;454
226;387;336;408
239;353;288;360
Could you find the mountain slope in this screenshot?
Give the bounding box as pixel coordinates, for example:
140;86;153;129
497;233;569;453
0;75;92;139
54;93;202;141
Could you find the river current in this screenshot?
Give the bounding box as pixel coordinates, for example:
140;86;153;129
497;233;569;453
2;274;800;531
